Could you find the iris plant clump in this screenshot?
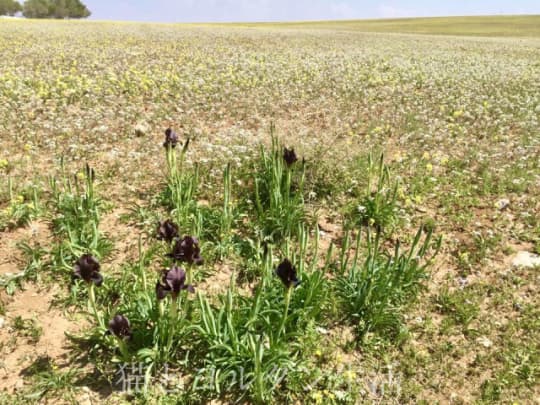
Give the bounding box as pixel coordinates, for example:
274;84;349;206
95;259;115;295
161;127;197;222
73;254;104;327
154;265;196;360
253;134;306;241
276;258;301;338
61;126;440;404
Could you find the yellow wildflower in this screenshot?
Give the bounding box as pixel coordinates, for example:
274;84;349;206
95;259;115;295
311;391;323;404
323;390;335;400
344;369;357;381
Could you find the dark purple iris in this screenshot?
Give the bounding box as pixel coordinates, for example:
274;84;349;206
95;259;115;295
283;147;298;167
157;219;179;243
73;254;103;286
107;315;132;340
169;236;203;265
276;259;300;288
163;128;179;148
156;265;194;300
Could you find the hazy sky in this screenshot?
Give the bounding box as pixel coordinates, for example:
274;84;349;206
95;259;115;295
87;0;540;23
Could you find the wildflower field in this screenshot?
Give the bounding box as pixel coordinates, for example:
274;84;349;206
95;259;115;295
0;16;539;404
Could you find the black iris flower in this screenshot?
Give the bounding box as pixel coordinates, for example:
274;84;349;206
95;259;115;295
157;219;179;243
276;259;300;288
73;254;103;286
107;315;132;340
283;147;298;167
156;265;195;300
169;236;203;265
163;128;179;148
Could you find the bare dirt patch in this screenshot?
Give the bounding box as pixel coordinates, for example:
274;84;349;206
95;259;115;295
0;284;74;394
0;221;50;277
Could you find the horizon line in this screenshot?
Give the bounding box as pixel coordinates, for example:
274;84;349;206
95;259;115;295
2;13;539;25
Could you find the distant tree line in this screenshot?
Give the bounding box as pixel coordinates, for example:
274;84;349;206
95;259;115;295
0;0;22;15
0;0;90;18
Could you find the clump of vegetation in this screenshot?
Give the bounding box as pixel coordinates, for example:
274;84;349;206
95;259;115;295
336;225;441;339
0;177;41;231
346;153;399;234
251;131;306;242
40;129;437;404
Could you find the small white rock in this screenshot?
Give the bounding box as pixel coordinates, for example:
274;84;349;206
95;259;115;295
495;198;510;210
512;251;540;268
476;336;493;348
134;122;149;137
0;317;4;329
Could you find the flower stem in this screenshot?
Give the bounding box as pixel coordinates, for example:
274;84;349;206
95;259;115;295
88;283;104;329
117;337;129;359
170;295;178;319
285;167;292;205
165;295;180;360
278;287;292;338
186;263;193;286
138;235;147;292
186;264;194;318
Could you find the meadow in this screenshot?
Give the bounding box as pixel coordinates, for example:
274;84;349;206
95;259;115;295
226;15;540;37
0;16;539;404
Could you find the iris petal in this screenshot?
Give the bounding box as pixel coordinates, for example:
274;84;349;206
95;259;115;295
73;254;102;285
158;265;195;300
169;236;203;265
156;281;169;300
283;147;298;166
276;258;300;288
157;219;179;242
108;315;132;339
91;272;103;287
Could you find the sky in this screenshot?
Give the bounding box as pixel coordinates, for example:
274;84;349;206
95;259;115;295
87;0;540;23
